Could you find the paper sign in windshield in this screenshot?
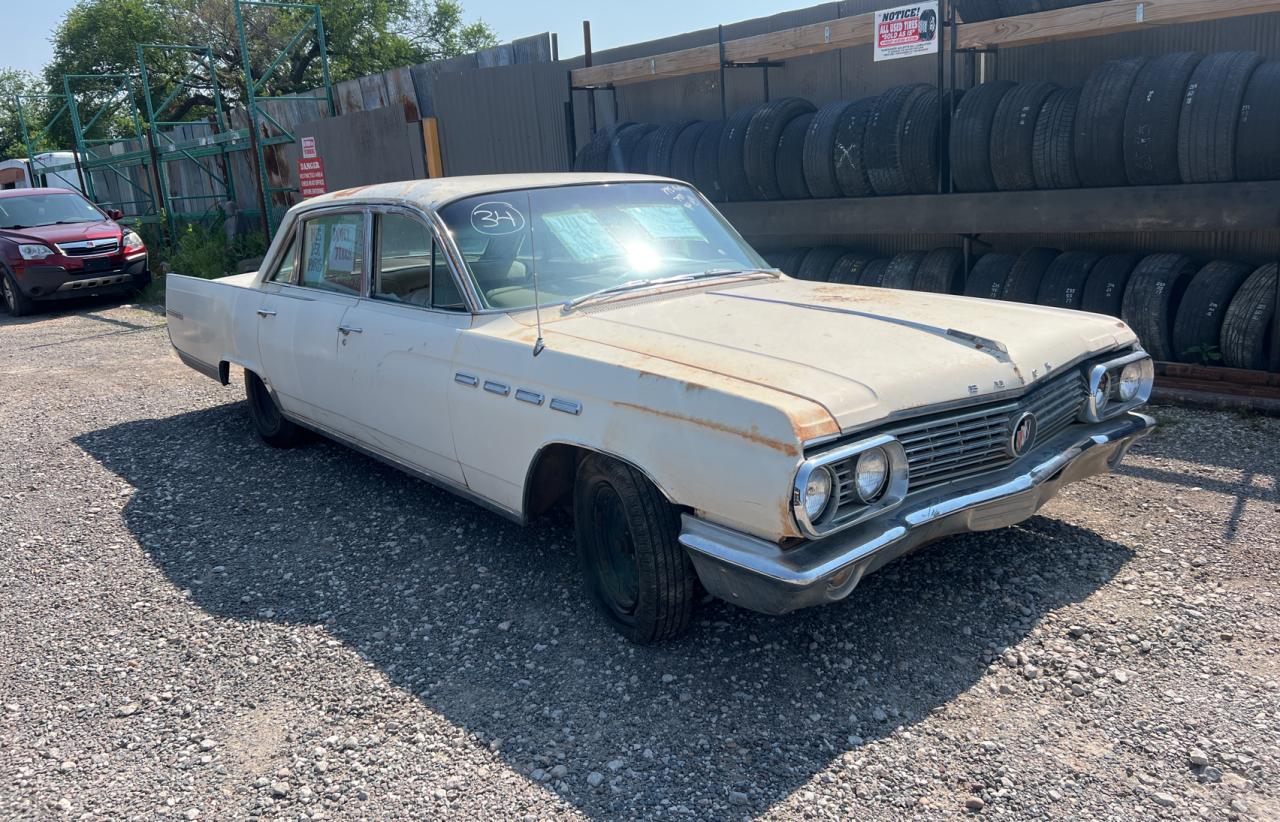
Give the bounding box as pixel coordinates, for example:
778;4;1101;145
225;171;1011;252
542;211;624;261
622;205;704;240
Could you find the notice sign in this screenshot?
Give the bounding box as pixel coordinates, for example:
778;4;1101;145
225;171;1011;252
874;2;939;62
298;157;327;199
300;135;317;158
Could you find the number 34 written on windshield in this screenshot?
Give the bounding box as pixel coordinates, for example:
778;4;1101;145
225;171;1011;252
471;201;527;235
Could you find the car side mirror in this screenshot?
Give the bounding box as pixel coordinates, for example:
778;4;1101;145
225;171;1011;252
108;209;124;221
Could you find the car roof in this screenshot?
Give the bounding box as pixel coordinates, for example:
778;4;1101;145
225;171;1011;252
0;187;83;200
299;172;679;212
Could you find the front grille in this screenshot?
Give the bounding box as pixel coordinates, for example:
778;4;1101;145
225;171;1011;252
60;239;119;256
887;369;1088;494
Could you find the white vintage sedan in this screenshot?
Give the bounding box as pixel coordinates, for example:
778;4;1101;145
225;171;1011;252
167;173;1155;642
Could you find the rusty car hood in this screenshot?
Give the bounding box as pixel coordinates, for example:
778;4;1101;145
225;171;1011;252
542;277;1137;435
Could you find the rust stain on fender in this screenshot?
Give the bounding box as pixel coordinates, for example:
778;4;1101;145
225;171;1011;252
613;401;800;457
788;404;840;442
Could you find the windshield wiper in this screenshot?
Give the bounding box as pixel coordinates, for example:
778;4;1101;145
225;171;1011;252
31;220;89;227
563;269;769;312
0;224;28;230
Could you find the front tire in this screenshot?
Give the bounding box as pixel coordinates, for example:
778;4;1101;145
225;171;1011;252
573;454;696;643
2;271;35;317
245;370;304;448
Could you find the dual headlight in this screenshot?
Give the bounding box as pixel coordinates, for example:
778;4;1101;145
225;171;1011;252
1084;351;1154;422
794;436;906;537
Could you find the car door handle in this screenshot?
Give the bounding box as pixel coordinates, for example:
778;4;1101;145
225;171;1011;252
337;325;363;335
256;309;277;317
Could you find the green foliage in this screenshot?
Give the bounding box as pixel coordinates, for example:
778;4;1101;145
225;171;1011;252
140;220;267;303
1181;344;1224;366
40;0;497;148
0;69;52;160
399;0;500;60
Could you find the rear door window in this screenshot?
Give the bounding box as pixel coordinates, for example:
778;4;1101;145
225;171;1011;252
299;212;366;295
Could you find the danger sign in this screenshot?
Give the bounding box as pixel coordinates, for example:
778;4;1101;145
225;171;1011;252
874;2;939;62
301;136;317;158
298;157;327;198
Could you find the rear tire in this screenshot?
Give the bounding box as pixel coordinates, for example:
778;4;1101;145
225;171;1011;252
2;270;36;317
245;370;305;448
574;454;695;644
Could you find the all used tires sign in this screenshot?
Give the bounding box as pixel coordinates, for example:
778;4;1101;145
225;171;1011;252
874;2;939;62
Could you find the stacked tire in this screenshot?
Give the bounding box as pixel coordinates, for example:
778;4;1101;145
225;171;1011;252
769;244;1277;370
574;52;1280;199
574;86;956;202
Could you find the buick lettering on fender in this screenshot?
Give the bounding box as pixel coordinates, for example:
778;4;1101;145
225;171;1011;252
166;173;1155;643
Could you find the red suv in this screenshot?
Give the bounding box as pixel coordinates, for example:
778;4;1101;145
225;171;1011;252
0;188;150;316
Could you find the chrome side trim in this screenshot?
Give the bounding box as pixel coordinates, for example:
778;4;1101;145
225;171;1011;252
483;380;510;396
454;372;478;387
515;388;544;405
550;398;582;416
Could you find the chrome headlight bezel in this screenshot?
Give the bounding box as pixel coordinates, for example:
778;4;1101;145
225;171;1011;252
1081;349;1154;423
793;434;909;538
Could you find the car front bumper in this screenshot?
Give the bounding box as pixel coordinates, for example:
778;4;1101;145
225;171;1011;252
18;255;149;300
679;411;1155;616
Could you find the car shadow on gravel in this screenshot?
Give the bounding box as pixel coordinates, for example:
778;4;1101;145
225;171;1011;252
75;402;1135;819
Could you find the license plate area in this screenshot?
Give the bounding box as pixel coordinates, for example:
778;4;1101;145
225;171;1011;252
79;258;115;273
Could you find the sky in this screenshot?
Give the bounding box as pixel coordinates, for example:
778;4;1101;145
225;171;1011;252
4;0;815;76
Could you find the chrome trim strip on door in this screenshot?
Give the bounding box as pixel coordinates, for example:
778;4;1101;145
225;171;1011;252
549;398;582;416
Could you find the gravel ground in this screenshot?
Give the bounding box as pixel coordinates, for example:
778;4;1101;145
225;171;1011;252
1;300;1278;821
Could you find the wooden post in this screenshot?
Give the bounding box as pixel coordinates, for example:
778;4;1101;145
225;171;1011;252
422;118;444;179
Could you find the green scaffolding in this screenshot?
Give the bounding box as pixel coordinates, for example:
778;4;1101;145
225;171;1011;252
13;90;83;191
235;0;337;240
136;42;246;242
12;1;335;248
61;72;158;225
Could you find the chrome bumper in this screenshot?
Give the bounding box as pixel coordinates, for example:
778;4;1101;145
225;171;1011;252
679;411;1155;616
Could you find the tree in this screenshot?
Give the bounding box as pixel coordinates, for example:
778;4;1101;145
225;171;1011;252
40;0;497;145
0;69;50;160
399;1;499;61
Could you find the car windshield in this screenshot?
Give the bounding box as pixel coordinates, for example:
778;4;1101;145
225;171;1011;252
0;192;105;229
435;182;770;310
